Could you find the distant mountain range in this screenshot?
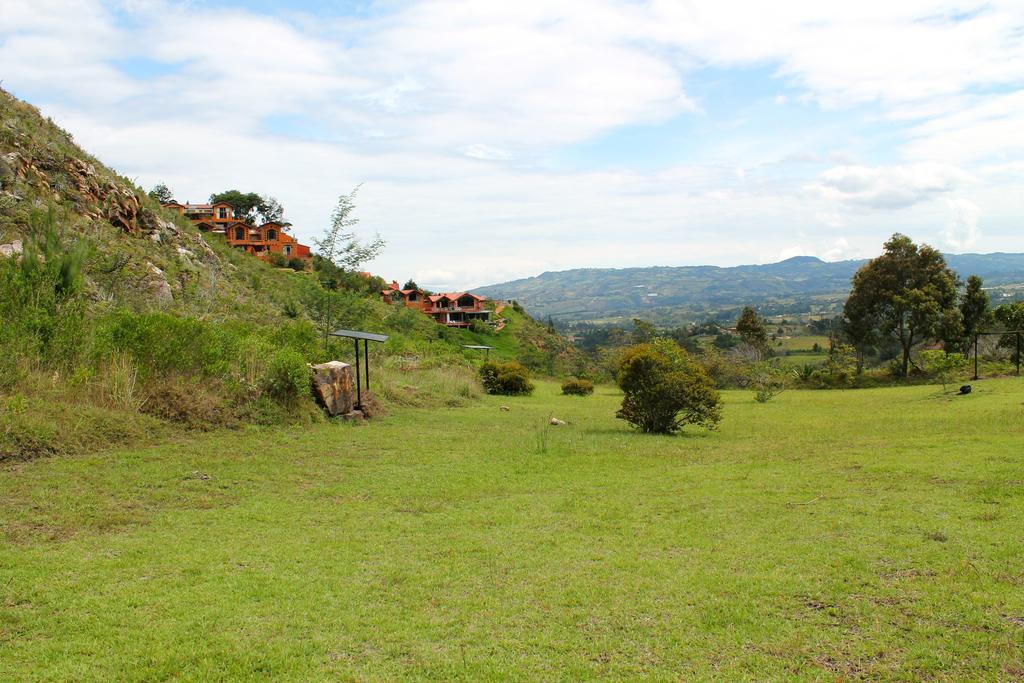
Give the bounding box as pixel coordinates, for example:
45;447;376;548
475;253;1024;324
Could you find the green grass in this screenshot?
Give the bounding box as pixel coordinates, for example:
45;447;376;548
776;334;830;352
2;380;1024;680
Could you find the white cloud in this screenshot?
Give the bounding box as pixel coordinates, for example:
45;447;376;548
808;163;973;209
1;0;1022;287
942;197;982;250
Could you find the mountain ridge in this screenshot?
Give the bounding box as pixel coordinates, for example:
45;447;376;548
474;252;1024;324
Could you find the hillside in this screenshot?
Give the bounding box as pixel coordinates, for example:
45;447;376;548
476;254;1024;324
0;88;588;462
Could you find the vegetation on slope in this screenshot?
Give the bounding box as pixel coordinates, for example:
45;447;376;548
0;88;587;461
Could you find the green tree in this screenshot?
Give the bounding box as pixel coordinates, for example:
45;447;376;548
631;318;658;344
314;185;386;271
208;190;284;225
615;340;721;435
958;275;991;349
736;306;768;352
148;183;174;204
402;279;420;291
843;234;960;378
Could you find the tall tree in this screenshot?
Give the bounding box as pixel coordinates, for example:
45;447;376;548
736;306;768;351
958;275;991;348
148;183;174;204
843;233;960;377
314;185;386;271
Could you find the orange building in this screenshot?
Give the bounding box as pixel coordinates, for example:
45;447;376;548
382;281;490;328
162;201;312;264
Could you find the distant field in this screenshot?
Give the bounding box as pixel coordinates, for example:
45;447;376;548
2;380;1023;679
776;334;830;353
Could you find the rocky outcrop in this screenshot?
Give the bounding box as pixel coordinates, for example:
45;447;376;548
0;239;22;259
311;361;356;417
145;262;173;304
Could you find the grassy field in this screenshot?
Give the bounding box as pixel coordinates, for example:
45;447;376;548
2;379;1023;680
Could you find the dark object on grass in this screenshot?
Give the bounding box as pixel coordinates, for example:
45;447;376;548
959;385;972;395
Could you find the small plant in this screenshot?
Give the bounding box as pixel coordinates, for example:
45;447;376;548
561;378;594;396
748;361;788;403
264;348;310;403
921;350;969;392
479;361;534;396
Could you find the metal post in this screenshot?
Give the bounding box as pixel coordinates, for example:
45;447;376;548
974;334;979;381
354;338;362;410
1017;332;1021;377
364;339;370;390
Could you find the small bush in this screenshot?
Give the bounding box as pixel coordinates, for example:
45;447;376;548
479;361;534;396
267;252;287;267
561;378;594;396
287;257;306;272
616;341;721;435
263;348;310;403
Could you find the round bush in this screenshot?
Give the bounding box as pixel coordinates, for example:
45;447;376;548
616;341;721;434
561;378;594;396
479;361;534;396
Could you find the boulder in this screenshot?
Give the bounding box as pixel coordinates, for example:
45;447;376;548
145;262;173;304
311;361;356;417
0;239;23;259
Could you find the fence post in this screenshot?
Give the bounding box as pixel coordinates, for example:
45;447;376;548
974;334;979;381
1017;332;1021;377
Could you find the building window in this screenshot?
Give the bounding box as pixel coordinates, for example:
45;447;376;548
234;226;245;240
266;229;277;241
217;208;228;219
284;245;292;255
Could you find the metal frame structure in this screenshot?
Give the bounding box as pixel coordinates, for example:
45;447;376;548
972;330;1022;380
463;344;494;360
330;329;389;410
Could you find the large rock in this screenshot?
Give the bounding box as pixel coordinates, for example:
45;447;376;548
311;361;355;417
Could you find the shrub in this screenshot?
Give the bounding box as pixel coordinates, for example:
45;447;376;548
748;361;788;403
287;257;306;272
561;378;594;396
267;252;287;267
479;361;534;396
921;350;969;391
263;348;310;403
616;341;721;434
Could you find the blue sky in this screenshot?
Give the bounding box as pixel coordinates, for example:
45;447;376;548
2;0;1022;289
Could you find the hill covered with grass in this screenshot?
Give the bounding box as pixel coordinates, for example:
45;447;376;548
0;89;586;461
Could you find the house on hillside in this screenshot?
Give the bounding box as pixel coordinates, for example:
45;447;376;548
381;281;490;327
162;201;312;264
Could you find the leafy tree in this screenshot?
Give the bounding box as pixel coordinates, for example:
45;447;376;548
402;279;420;291
736;306;768;351
958;275;992;348
994;302;1024;364
208;190;284;225
615;340;721;435
632;318;658;344
148;183;174;204
314;185;386;271
843;234;960;378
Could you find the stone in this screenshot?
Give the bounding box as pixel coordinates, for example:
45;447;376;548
549;417;566;426
311;361;356;417
145;262;173;304
0;239;23;259
500;405;511;412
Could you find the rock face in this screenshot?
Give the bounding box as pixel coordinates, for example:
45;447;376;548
311;361;356;417
0;239;22;259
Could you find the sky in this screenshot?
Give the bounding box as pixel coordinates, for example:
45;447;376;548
2;0;1023;290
